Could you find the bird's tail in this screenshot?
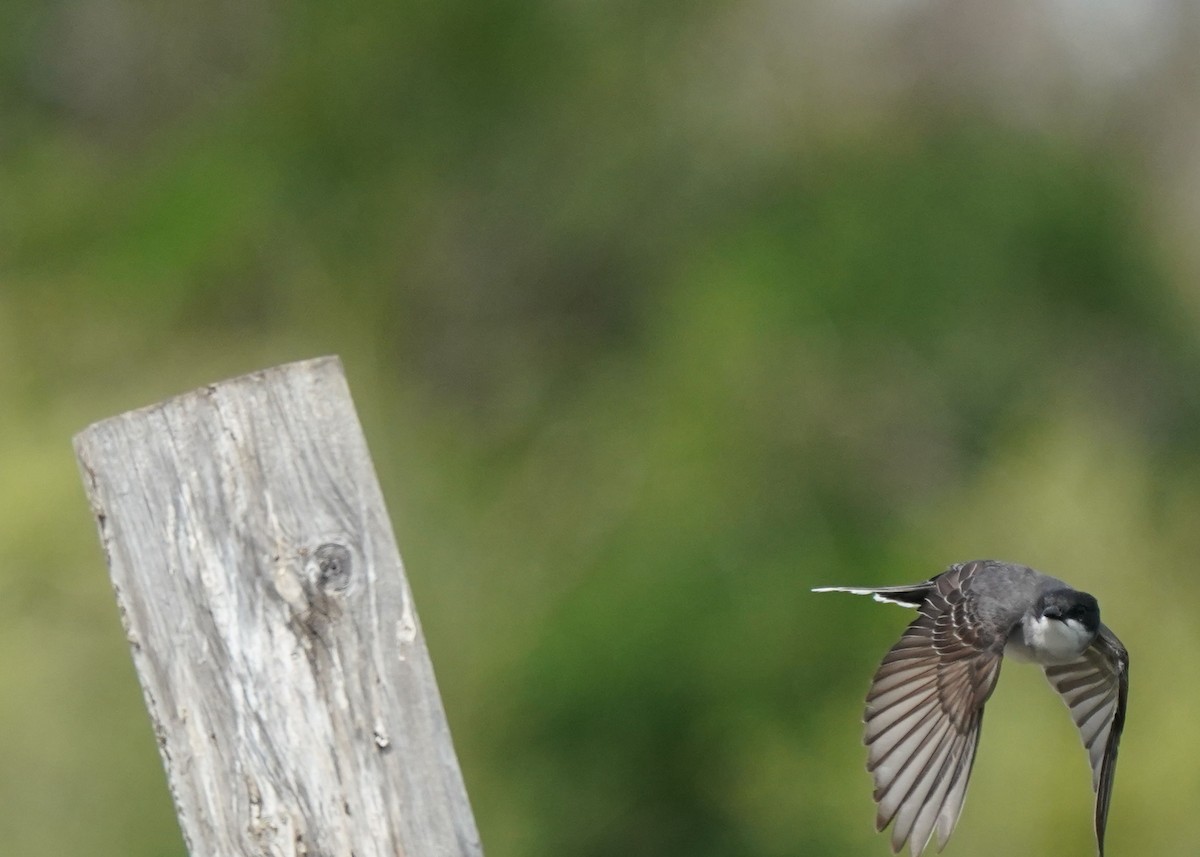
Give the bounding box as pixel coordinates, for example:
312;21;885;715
811;582;933;607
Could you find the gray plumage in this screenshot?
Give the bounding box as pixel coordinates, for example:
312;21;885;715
814;559;1128;857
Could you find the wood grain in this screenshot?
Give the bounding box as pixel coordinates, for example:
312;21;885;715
74;356;483;857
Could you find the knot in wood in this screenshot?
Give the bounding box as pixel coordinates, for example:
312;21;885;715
310;542;353;593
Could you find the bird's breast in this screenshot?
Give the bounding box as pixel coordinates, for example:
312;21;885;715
1004;615;1093;664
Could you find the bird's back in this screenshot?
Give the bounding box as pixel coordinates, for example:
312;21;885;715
945;560;1066;633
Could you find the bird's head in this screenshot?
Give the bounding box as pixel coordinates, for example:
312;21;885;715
1036;589;1101;637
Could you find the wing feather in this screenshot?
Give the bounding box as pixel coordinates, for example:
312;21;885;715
1043;624;1128;857
863;563;1004;856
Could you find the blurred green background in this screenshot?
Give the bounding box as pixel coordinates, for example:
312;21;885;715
2;2;1196;855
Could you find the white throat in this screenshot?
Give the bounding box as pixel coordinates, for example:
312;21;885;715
1005;615;1093;664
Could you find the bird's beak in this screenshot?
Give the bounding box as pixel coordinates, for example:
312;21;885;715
1041;606;1063;620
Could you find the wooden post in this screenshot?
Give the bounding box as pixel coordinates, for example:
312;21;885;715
73;356;483;857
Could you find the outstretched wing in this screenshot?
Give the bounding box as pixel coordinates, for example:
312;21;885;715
1043;624;1128;857
864;564;1005;856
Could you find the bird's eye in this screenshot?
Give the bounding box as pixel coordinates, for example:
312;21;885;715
1066;604;1091;620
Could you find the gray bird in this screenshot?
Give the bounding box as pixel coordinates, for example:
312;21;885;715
814;559;1128;856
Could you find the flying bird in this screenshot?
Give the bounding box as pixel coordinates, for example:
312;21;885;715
814;559;1128;856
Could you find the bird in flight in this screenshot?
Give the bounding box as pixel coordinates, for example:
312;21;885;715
814;559;1128;856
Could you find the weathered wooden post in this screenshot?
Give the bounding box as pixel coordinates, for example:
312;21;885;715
73;356;483;857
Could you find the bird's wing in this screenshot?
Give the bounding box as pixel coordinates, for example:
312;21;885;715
865;565;1005;857
1043;624;1128;857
